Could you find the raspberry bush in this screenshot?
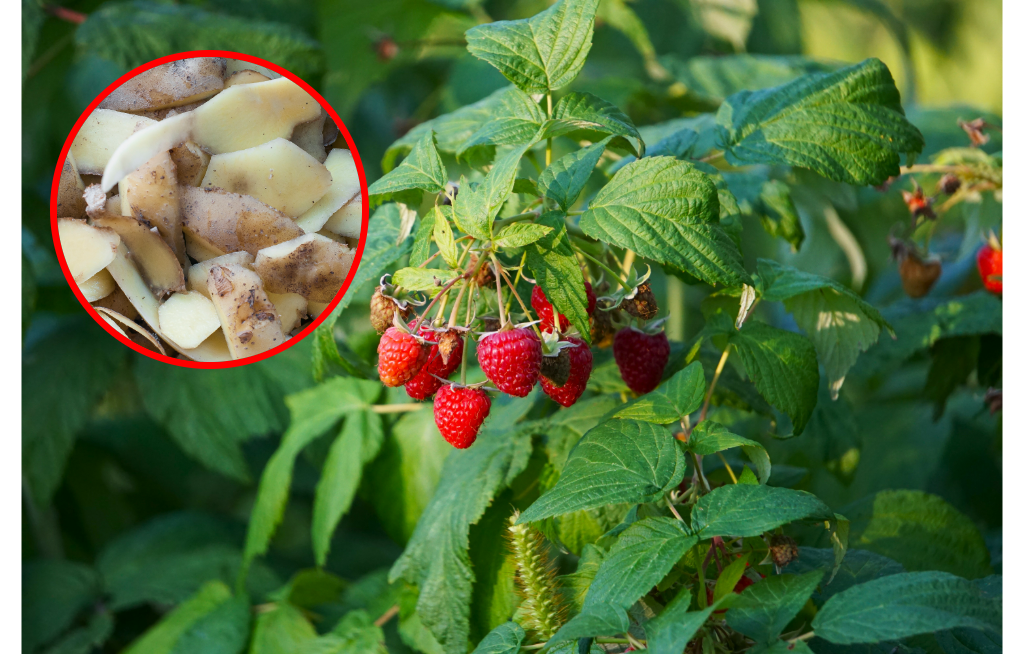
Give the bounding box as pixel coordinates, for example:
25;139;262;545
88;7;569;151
22;1;1002;653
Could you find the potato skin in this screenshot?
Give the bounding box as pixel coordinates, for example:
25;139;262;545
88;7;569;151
180;185;305;256
206;264;286;359
99;58;227;113
253;234;355;303
57;154;87;219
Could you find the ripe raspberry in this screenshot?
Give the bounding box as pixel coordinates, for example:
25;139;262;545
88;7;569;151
977;242;1002;295
540;337;593;407
406;324;464;400
613;327;670;395
478;327;543;397
531;282;596;333
370;287;412;334
377;326;429;387
434;385;491;449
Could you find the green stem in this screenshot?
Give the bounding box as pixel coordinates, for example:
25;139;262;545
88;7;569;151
578;249;630;288
545;94;553;168
493;211;540;232
504;251;528;318
491;253;507;326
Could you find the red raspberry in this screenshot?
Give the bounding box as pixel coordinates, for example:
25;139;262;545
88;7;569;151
540;337;593;407
977;242;1002;295
406;324;464;400
613;327;670;395
531;282;596;333
434;385;491;449
477;327;543;397
377;326;429;387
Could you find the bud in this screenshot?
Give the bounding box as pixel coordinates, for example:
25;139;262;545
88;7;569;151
959;117;991;148
437;330;460;366
769;534;799;568
622;282;658;320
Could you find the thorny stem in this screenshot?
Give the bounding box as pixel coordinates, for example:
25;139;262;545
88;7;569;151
371;403;426;414
578;249;630;288
491;253;507;326
700;345;731;423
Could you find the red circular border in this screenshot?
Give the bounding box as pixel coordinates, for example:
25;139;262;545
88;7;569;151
49;51;369;369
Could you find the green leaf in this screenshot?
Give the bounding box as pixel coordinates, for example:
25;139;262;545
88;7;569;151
431;206;460;268
548;604;630;643
366;407;451;545
539;137;611;211
493;222;553;248
465;0;599;94
691;484;834;538
22;0;45;82
518;420;686;523
23;560;102;654
368;130;447;205
243;378;382;570
250;601;317;654
411;211;437;267
716;58;924;186
662;54;835;103
613;361;706;424
41;611;114;654
470;621;525;654
389;399;537;653
168;594;250;654
685;421;770;484
757;180;804;251
453;141;535;239
23;316;127;505
458;88;545;154
316;610;388;653
312;410;385;566
757;259;892;398
76;3;323;82
645;589;731;654
725;571;823;644
579;157;750;287
841;490;992;579
525;211;591;342
548;93;644;157
392;267;461;296
513;177;540;196
812;572;1001;645
728;321;820;435
786;548;906;602
134;357;298;483
713;553;751;602
122;581;239;654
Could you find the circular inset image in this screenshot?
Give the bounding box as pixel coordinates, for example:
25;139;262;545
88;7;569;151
50;51;367;368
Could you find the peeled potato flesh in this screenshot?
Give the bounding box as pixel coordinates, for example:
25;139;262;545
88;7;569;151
184;231;226;262
176;329;232;362
57;152;87;219
253;233;355;302
321;197;362;239
72;110;157;176
119;151;187;266
170;140;210;187
99;58;226;113
57;218;120;283
201;138;332;217
224;59;281;80
91;215;186;298
206;264;286;359
295;149;359;233
180;185;305;256
188;251;255;299
224;70;271;88
267;292;308;334
79;269;116;302
158;291;222;349
105;242;162;332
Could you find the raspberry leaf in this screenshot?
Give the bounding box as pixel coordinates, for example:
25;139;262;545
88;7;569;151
121;581;244;654
471;621;526;654
538;136;612;212
430;205;460;268
580;157;752;287
645;589;734;654
492;222;553;248
465;0;599;94
725;571;824;645
691;484;834;538
457;87;545;155
812;572;1001;645
685;420;771;484
392;267;461;296
525;211;592;342
613;360;706;424
547;92;645;157
517;419;686;523
452;140;536;239
716;58;925;186
367;129;447;206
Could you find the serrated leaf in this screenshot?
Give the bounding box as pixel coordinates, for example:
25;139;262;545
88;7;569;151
513;177;540;196
250;600;317;654
431;206;460;267
519;420;686;523
458;88;545;154
812;572;1001;645
548;603;630;643
470;621;525;654
691;484;834;537
714;553;751;602
725;571;823;644
392;267;461;296
453;141;535;239
645;589;732;654
548;93;644;157
525;211;591;342
786;548;906;602
757;180;804;251
538;137;611;211
168;594;250;654
757;259;891;398
76;3;323;82
368;130;447;205
411;211;437;267
685;421;770;484
579;157;751;287
389;399;538;653
727;321;819;435
22;0;45;81
243;378;382;570
23;316;127;506
841;490;992;579
662;54;835;102
717;58;924;186
613;361;706;424
122;581;238;654
465;0;599;94
312;410;385;566
492;222;553;248
23;560;102;654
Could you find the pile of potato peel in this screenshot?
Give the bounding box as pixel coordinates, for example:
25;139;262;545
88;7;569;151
55;57;362;363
